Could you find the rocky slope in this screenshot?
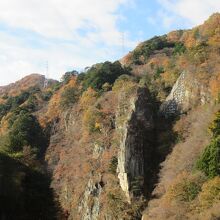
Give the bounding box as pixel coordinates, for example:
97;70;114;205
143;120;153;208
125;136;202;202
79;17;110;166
0;13;220;220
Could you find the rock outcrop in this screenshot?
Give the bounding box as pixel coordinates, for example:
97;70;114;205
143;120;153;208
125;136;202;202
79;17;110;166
116;87;155;202
160;71;211;117
78;179;102;220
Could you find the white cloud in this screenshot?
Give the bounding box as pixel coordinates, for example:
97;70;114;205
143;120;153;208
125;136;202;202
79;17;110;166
0;0;127;41
157;10;175;28
0;0;135;85
158;0;220;26
0;30;124;86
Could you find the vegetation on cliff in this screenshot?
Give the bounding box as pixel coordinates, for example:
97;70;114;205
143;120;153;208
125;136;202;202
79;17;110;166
1;13;220;220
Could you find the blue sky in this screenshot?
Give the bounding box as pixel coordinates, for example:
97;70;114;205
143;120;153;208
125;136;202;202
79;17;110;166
0;0;220;85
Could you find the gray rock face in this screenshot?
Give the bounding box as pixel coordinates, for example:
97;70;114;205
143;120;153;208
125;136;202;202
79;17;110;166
92;143;105;159
160;71;187;116
78;179;102;220
160;71;211;117
116;87;155;202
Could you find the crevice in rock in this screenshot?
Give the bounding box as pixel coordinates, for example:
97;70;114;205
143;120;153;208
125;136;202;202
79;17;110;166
116;85;180;215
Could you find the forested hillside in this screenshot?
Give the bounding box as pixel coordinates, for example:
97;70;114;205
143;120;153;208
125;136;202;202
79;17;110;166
0;13;220;220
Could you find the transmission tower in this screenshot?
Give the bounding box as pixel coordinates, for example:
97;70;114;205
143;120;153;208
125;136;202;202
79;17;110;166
44;61;49;88
121;32;125;56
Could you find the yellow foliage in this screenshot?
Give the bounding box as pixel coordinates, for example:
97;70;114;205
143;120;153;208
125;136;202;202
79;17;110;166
202;13;220;38
165;171;206;203
95;122;101;130
182;31;197;48
79;87;98;110
197;177;220;209
112;77;137;94
82;107;101;133
161;71;179;88
208;27;220;46
44;92;61;125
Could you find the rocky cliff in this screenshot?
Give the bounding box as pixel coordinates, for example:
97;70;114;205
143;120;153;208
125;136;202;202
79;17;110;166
116;87;155;202
0;13;220;220
160;70;211;116
44;81;156;220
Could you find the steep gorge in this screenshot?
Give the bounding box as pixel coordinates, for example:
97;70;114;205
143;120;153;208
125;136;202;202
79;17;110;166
45;82;160;219
0;13;220;220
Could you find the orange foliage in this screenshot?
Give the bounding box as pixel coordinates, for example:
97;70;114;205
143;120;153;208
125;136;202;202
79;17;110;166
208;27;220;46
0;74;45;97
40;78;78;127
182;31;197;48
209;73;220;99
148;56;170;70
161;71;179;88
167;30;182;42
0;115;9;135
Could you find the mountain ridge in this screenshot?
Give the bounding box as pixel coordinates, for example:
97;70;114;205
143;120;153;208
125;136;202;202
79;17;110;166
0;13;220;220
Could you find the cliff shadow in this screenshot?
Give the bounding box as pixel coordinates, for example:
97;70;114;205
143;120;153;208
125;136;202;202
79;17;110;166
0;153;65;220
143;98;181;199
